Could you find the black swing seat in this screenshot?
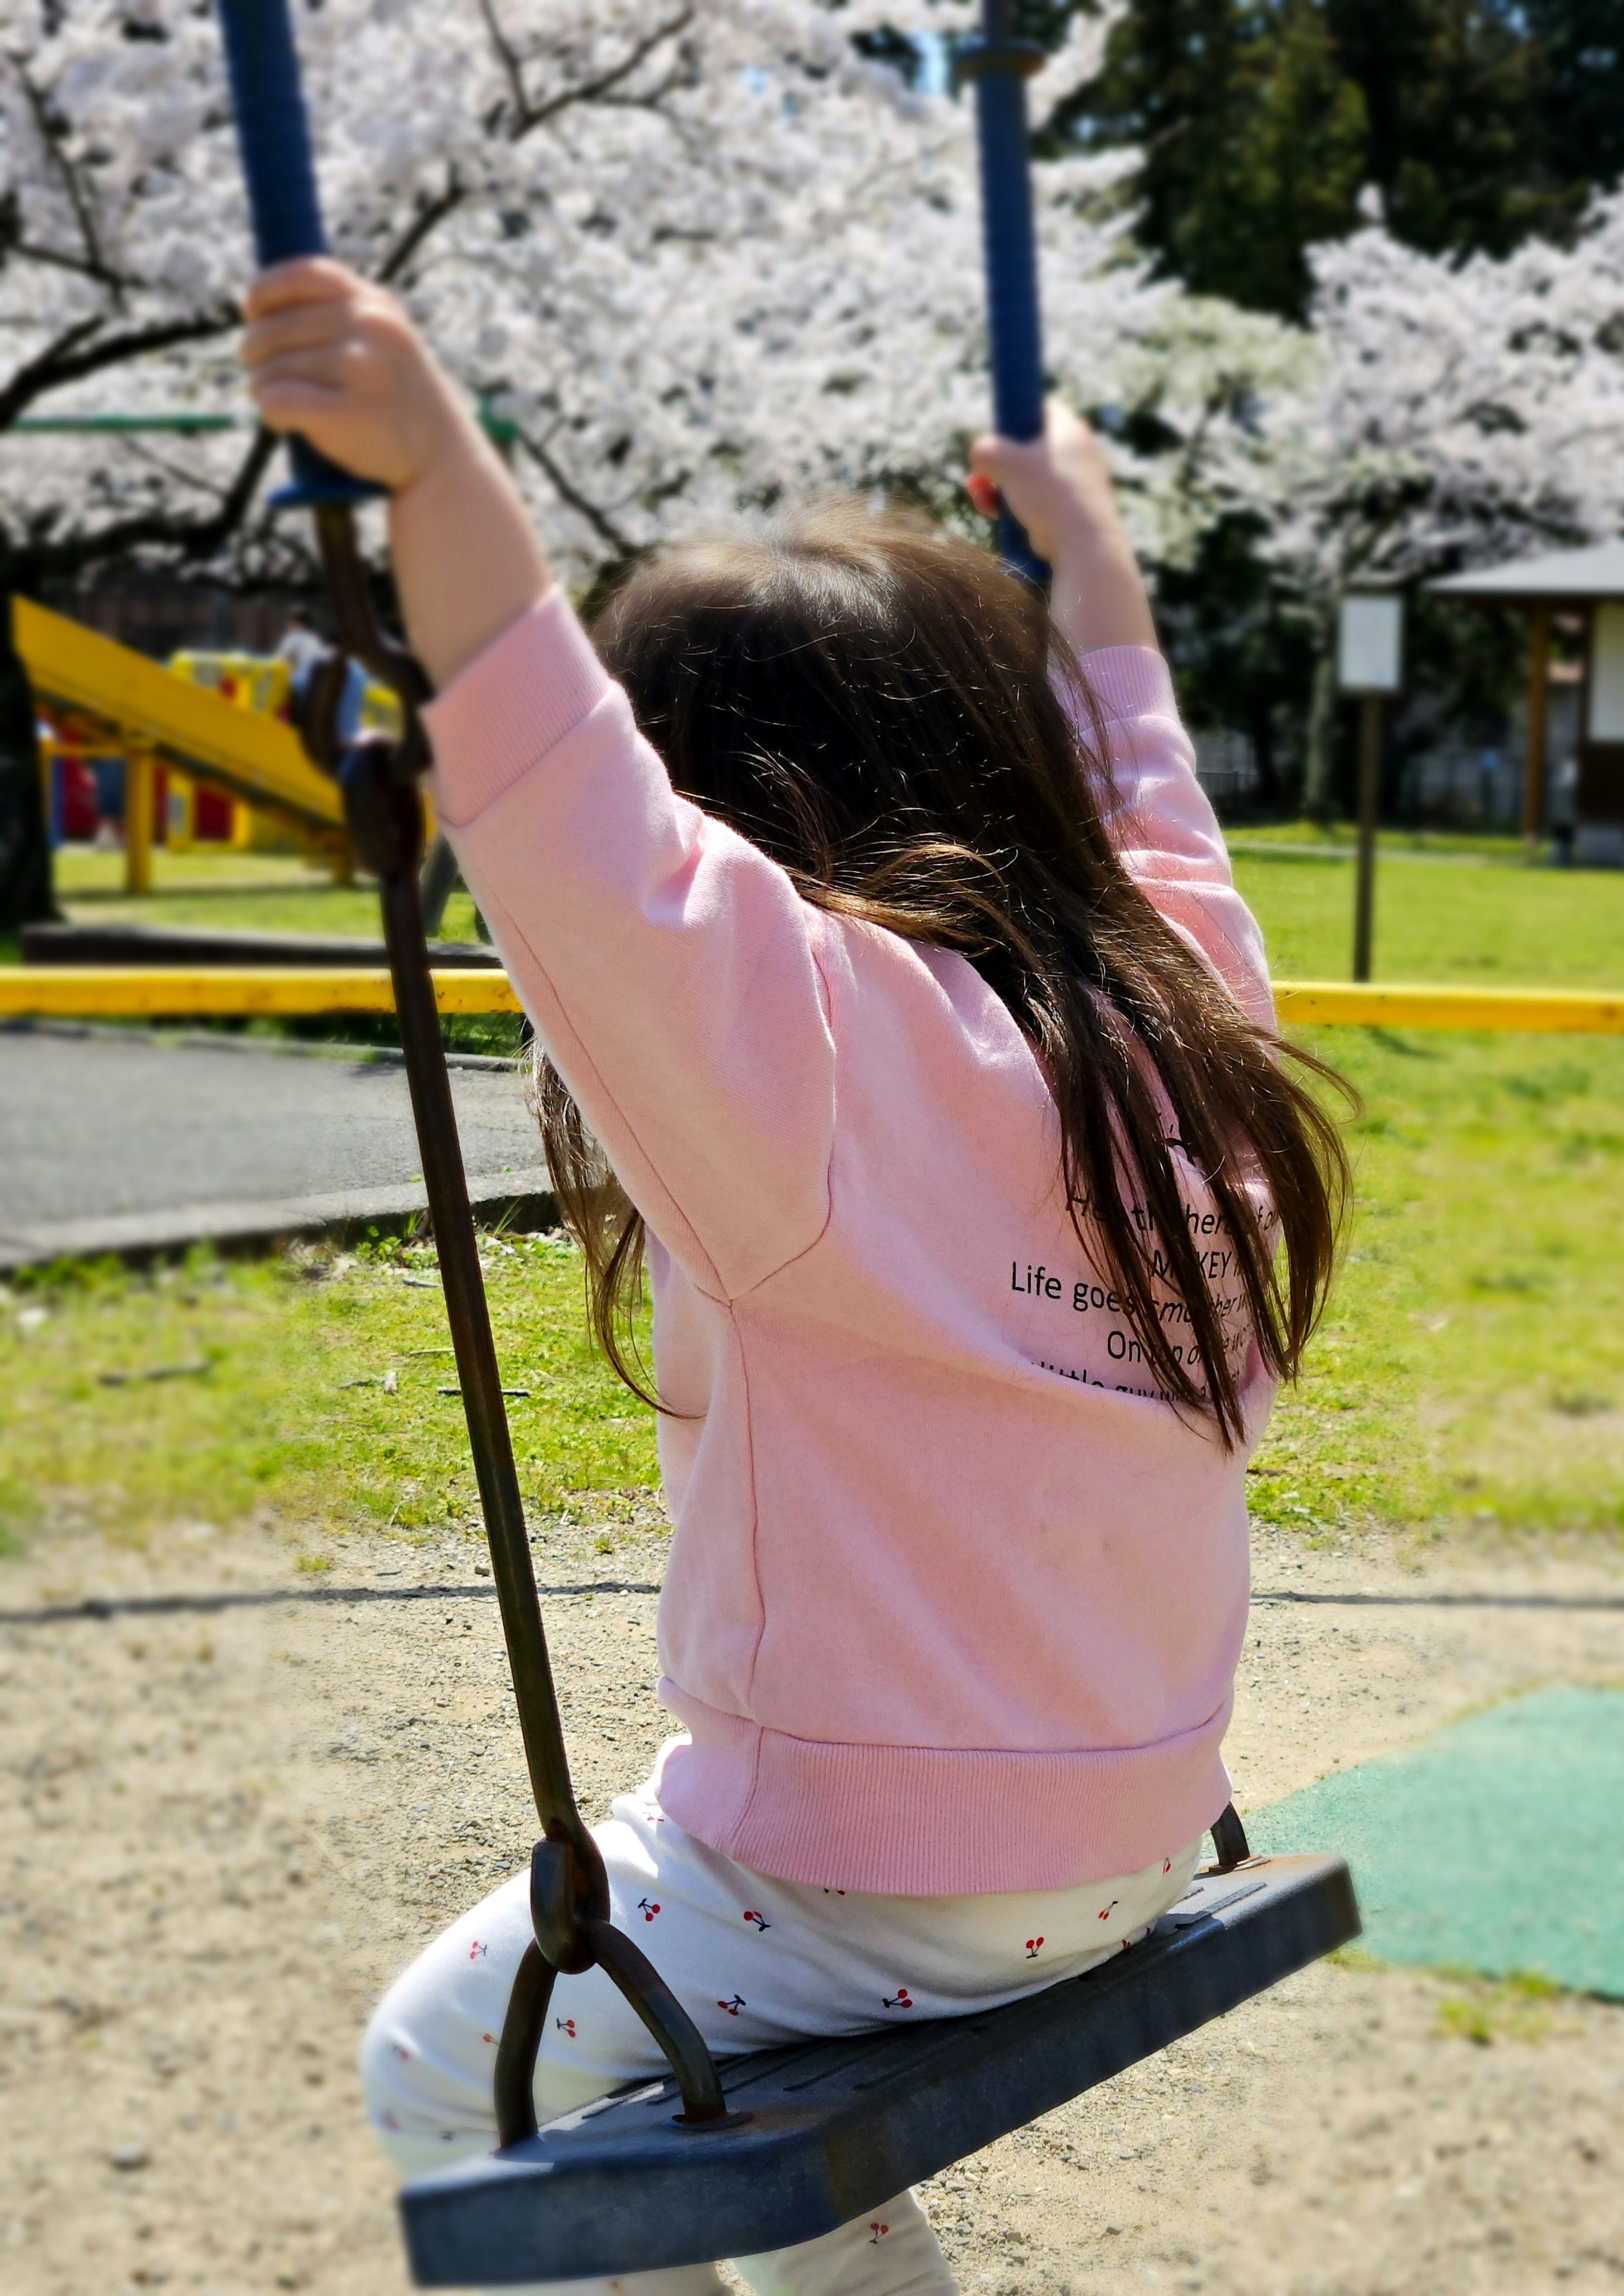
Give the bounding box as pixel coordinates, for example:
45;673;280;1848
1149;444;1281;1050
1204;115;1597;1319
401;1851;1358;2285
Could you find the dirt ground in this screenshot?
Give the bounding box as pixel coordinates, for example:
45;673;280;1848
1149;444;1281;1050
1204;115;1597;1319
2;1509;1622;2296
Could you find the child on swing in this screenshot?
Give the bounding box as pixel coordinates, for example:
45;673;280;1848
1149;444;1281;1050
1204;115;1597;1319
243;260;1345;2296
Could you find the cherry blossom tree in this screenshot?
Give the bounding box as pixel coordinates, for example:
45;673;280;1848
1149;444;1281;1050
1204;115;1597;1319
1;0;1318;916
1248;191;1624;809
1289;188;1624;582
0;0;1259;579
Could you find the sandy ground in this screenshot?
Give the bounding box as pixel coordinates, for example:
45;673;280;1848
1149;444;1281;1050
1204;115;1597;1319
2;1510;1622;2296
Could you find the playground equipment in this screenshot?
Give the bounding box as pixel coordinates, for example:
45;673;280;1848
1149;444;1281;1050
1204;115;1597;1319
209;0;1358;2278
14;596;350;889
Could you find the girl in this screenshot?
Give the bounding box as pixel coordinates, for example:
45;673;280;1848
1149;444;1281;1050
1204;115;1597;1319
243;261;1346;2296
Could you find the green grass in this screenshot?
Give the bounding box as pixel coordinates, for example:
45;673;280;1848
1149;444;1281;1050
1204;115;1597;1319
1255;1028;1624;1540
0;1233;657;1552
3;830;1623;1555
1231;835;1624;987
47;845;483;942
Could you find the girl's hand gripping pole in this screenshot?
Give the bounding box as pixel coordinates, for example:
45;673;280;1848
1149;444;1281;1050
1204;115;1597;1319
214;0;381;509
958;0;1049;586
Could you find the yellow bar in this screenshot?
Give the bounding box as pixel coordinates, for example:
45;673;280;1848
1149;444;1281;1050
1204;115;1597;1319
1273;981;1624;1034
2;971;1622;1033
0;969;523;1018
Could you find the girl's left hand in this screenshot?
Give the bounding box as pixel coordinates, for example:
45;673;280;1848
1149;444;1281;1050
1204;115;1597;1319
240;257;478;496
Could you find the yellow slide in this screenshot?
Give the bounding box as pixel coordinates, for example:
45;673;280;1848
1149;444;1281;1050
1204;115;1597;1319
13;596;344;837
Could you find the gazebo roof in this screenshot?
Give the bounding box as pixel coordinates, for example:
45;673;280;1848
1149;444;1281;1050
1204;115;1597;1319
1431;540;1624;604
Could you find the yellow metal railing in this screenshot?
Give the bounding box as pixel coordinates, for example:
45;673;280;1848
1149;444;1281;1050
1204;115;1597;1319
3;972;1623;1033
0;969;518;1019
1272;981;1624;1034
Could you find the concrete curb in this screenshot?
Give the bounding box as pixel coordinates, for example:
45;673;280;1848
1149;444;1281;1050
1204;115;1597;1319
0;1166;558;1271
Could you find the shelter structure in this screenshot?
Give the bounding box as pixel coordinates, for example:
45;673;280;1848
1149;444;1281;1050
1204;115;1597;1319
1432;541;1624;863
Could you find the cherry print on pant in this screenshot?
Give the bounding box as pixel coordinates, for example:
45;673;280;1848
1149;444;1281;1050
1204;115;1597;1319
1024;1936;1044;1959
360;1776;1202;2293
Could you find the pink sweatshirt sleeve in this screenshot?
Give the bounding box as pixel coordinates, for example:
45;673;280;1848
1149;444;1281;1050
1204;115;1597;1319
1073;646;1274;1031
423;590;834;1301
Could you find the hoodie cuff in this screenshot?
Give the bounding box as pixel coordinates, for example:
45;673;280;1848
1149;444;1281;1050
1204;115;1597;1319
1078;645;1179;730
422;587;614;829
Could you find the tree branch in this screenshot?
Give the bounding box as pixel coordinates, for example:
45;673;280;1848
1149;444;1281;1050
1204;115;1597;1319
476;0;694;134
0;309;237;432
0;315;105;432
5;57;118;303
6;424;278;584
13;236;139;291
378;172;466;284
502;9;694;138
369;12;694;291
476;0;532;131
517;424;634;556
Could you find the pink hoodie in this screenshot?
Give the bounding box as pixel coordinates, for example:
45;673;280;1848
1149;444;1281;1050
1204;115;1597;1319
425;588;1275;1896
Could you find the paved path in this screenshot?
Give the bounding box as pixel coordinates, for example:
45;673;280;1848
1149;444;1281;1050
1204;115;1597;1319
0;1024;551;1265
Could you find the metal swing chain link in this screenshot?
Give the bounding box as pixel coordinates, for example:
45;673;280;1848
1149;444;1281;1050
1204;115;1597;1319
303;505;728;2140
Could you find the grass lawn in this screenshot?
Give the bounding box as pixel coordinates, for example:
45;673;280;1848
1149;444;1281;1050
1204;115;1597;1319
1252;1026;1624;1541
1229;824;1624;988
43;844;485;944
0;1231;657;1557
1;828;1622;1557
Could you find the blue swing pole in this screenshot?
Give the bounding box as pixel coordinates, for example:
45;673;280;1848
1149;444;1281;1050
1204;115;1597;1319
214;0;379;508
958;0;1048;583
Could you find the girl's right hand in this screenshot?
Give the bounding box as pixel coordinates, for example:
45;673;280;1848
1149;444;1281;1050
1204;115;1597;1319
241;257;479;496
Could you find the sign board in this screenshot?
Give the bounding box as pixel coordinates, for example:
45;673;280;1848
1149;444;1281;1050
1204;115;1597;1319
1337;594;1404;695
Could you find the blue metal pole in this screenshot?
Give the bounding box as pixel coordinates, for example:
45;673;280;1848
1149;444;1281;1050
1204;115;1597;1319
959;0;1048;584
215;0;380;509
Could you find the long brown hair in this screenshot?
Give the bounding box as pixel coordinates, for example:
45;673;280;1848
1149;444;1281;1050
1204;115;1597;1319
535;500;1350;1448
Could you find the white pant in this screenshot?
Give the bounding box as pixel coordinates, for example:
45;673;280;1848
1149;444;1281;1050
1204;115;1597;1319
363;1768;1201;2294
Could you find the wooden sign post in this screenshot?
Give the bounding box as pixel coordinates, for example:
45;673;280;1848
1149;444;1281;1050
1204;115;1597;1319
1337;594;1405;983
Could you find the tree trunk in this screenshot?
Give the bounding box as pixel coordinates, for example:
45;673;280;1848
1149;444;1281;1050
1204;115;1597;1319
1303;639;1339;823
0;595;53;931
1250;699;1282;810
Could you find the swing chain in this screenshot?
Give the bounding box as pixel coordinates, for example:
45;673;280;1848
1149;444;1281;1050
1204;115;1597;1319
1208;1802;1252;1874
296;503;731;2141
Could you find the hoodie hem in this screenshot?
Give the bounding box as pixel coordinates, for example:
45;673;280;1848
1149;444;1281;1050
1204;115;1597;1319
651;1684;1232;1896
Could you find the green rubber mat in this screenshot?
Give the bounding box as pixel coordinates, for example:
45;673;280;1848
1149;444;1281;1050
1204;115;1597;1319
1248;1687;1624;1998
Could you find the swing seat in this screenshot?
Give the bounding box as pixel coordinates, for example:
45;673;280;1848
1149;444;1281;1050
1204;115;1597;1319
401;1851;1357;2285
